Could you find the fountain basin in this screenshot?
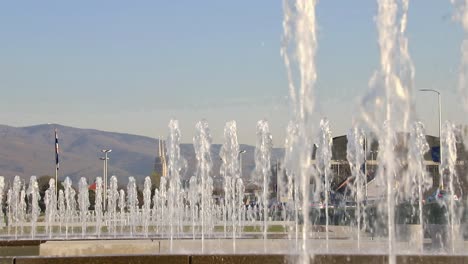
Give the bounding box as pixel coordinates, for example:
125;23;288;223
1;254;468;264
2;238;468;256
0;241;42;257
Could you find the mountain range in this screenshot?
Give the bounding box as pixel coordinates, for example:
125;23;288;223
0;124;284;187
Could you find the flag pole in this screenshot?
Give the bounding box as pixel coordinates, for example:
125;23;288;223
55;163;58;194
55;128;59;194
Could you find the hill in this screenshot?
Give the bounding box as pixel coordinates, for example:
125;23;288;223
0;124;284;187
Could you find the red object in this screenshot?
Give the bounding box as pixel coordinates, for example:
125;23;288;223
88;182;96;190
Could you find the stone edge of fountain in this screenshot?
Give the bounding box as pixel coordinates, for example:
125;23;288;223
1;254;468;264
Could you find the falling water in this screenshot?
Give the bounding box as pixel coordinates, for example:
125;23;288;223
282;0;319;260
0;121;464;258
58;190;65;235
108;176;119;236
452;0;468;114
27;176;40;239
158;176;168;237
70;188;77;236
44;179;56;237
166;119;186;251
127;177;138;236
6;189;11;235
451;1;468;246
142;176;152;237
254;120;273;245
151;187;160;234
220;121;241;251
9;176;22;238
19;186;26;236
0;176;4;228
360;0;415;262
407;121;430;252
78;177;90;237
346;126;366;249
440;121;461;252
0;1;466;261
222;175;231;239
316;119;333;250
63;177;74;238
235;177;244;238
188;176;198;239
95;177;103;237
194;119;213;250
378;124;399;262
118;189;125;234
283;122;300;246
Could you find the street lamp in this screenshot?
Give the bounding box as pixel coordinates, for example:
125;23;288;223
238;150;247;178
101;149;112;210
99;156;107;178
419;89;442;189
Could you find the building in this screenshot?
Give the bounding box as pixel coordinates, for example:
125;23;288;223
154;138;167;177
329;134;467;198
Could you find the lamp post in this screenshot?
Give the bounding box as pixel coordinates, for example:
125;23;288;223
238;150;247;178
419;89;442;189
99;156;106;208
101;149;112;210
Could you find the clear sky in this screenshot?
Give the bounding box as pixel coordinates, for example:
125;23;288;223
0;1;465;146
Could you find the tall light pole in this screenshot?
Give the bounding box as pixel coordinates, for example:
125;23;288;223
238;149;247;179
99;156;106;209
101;149;112;210
99;157;106;179
419;89;442;189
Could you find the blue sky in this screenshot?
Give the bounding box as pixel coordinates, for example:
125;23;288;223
0;1;465;145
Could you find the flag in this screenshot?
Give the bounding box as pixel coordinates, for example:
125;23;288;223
55;128;59;170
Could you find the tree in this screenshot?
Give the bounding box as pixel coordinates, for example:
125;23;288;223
37;175;64;212
150;171;162;190
37;175;54;212
88;189;96;210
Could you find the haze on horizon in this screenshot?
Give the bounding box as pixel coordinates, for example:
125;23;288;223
0;1;466;146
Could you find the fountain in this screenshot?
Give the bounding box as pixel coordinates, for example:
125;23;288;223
346;126;366;250
0;1;467;264
281;0;319;261
142;176;152;237
126;177;138;237
166;119;186;251
44;178;56;238
108;175;119;236
78;177;90;238
57;189;65;235
0;119;466;263
26;176;40;239
315;119;333;251
440;121;462;252
407;121;431;252
253;119;273;248
95;177;104;237
118;188;125;234
193;119;214;250
19;183;26;236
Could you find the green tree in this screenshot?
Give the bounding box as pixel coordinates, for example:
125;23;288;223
88;189;96;210
37;175;54;192
150;171;162;190
37;175;54;212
